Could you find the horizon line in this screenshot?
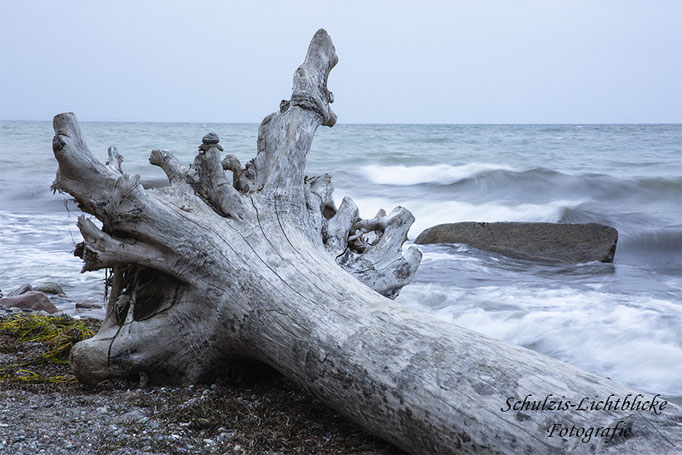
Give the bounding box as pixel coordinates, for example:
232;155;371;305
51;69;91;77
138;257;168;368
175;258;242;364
1;118;681;126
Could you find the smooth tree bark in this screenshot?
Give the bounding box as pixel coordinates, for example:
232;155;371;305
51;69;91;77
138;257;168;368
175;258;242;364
54;30;681;454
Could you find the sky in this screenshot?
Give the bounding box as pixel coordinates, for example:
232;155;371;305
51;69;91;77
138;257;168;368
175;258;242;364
1;0;681;124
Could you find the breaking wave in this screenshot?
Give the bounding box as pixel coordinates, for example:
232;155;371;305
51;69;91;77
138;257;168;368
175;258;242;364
361;164;682;204
363;163;514;185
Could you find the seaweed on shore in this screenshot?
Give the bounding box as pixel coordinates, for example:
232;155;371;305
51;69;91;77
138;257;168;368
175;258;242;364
0;313;98;383
0;314;401;453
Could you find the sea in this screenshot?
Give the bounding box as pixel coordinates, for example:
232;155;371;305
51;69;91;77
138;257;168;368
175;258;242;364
1;121;680;400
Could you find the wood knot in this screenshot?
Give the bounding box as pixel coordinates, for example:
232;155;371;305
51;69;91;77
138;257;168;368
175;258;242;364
52;135;66;152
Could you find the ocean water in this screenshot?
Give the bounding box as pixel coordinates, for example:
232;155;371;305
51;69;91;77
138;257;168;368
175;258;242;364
0;121;680;399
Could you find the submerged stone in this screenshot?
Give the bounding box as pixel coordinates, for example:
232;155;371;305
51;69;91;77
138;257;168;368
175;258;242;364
35;281;66;296
415;222;618;263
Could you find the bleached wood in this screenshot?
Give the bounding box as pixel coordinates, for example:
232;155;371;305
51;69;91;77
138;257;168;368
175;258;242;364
106;146;123;173
54;30;680;454
149;148;187;184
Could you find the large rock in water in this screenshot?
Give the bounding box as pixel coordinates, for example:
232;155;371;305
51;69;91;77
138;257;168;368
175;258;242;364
415;222;618;263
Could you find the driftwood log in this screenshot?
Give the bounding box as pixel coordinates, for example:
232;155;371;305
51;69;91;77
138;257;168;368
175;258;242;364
54;30;681;454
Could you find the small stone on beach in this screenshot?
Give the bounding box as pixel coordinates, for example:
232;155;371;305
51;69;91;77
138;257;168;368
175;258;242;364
0;291;59;314
76;300;102;310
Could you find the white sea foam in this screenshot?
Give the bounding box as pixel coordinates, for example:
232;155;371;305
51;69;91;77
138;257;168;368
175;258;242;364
336;192;587;238
0;211;105;317
398;283;682;397
363;163;514;185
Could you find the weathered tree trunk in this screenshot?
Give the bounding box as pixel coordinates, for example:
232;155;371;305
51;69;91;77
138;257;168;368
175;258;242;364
55;30;680;454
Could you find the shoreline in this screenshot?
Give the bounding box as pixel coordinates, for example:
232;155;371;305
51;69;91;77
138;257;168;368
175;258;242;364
0;312;401;454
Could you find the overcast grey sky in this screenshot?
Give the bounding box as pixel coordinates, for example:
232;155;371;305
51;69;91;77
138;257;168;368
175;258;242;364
1;0;680;123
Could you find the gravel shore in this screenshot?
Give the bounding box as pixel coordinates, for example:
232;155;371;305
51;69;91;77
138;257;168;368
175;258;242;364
0;311;401;455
